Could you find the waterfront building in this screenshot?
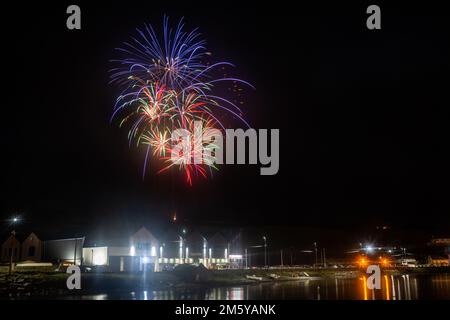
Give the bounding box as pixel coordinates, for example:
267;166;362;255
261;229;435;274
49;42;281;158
1;234;21;263
83;226;159;272
2;225;243;271
20;232;42;262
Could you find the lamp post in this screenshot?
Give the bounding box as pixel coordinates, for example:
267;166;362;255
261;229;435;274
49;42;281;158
280;249;283;267
245;248;248;269
314;242;318;268
9;217;19;274
263;236;267;268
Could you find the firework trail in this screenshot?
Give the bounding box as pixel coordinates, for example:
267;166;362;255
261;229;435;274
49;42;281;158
110;16;253;185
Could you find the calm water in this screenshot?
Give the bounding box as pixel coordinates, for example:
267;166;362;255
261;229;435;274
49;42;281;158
73;274;450;300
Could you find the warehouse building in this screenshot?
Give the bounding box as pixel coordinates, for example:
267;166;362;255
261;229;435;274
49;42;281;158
1;232;84;266
83;226;243;271
83;226;160;272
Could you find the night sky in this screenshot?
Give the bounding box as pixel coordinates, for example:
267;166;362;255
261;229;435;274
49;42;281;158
2;2;449;247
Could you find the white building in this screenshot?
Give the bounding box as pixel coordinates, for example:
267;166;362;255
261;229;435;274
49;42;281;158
82;226;244;271
83;227;159;272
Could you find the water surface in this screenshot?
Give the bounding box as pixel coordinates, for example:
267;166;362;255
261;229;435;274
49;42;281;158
73;273;450;300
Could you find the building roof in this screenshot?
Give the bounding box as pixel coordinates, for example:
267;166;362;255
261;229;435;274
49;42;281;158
208;232;228;246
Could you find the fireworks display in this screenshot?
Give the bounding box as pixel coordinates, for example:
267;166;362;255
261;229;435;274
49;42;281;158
110;16;253;185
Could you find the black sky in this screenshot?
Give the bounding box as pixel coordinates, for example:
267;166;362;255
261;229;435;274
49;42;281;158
2;2;449;240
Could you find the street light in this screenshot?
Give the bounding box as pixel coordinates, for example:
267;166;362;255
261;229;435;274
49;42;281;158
263;236;267;268
9;216;20;274
245;248;248;269
314;242;318;268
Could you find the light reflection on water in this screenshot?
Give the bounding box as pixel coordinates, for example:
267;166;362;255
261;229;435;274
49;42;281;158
77;274;450;300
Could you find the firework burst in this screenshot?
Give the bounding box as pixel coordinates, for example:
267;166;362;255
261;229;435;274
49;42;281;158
110;16;253;185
